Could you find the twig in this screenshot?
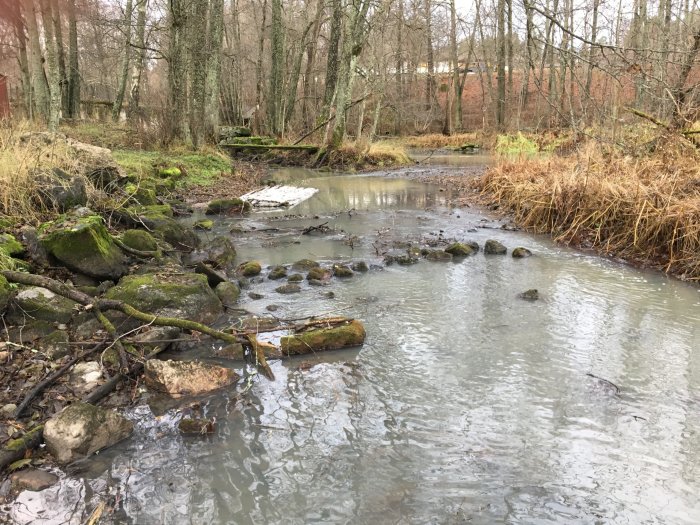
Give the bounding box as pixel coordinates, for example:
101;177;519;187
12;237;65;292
13;341;107;419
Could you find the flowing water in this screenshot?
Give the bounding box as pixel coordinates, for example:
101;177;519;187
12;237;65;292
7;158;700;524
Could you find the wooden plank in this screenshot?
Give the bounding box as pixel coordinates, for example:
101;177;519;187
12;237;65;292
240;185;319;208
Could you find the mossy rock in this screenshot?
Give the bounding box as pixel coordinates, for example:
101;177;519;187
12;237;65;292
268;266;288;280
307;267;330;281
444;242;476;257
512;247;532;258
39;216;127;280
126;206;198;252
332;264;353;277
275;283;301;294
518;289;539;301
125;183;158;206
0;233;24;256
351;261;369;272
105;273;223;325
484;239;507;255
0;274;11;314
121;229;158;252
279;320;366;356
157;167;182;179
292;259;320;271
185;236;236;271
7;286;77;324
287;273;304;282
205;198;251;215
215;281;240;307
383;252;418;266
36;330;71;360
238;261;261;277
194;219;214;231
425;250;453;262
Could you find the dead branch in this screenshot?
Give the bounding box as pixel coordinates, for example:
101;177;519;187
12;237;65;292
0;425;44;472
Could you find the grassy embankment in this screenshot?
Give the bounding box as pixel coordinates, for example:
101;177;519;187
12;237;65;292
467;131;700;280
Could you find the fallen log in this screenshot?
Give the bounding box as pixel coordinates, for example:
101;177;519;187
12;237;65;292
0;425;44;472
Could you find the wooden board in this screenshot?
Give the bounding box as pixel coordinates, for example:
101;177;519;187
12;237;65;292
240;185;319;208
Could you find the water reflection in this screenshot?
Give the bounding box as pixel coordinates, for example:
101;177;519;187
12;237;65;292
6;164;700;524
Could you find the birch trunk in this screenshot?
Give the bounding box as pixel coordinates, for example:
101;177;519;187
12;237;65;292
112;0;133;122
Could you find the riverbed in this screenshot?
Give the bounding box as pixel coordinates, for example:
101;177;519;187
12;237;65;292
7;158;700;524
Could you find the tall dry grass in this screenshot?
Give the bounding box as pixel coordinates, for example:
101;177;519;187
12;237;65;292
475;140;700;280
0;121;90;222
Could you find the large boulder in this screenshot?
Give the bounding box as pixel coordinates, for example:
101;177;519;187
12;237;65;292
43;402;133;464
144;359;239;397
35;167;88;211
215;281;240;307
69;139;127;190
7;286;77;324
184;236;236;271
39;216;127;280
484;239;507;255
104;272;223;325
125;205;199;251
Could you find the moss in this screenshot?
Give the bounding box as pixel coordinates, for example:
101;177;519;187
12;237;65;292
280;320;366;355
0;233;23;256
127;206;198;251
495;132;539;155
0;274;11;313
121;229;158;252
484;239;507;255
125;183;158;205
5;425;44;452
307;267;330;281
129;204;174;219
238;261;261;277
158;167;182;179
215;281;240;306
292;258;319;271
332;264;353;277
40;216;127;280
194;219;214;231
445;242;476;257
268;266;287;280
205;198;251;215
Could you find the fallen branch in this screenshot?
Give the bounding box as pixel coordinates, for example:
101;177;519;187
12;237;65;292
13;341;107;419
1;271;275;381
0;425;44;472
301;222;329;235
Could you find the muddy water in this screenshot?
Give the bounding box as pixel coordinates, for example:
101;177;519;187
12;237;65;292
8;165;700;524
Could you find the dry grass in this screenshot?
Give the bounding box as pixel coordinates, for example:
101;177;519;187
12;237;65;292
391;132;484;149
0;121;93;223
474;139;700;280
323;141;411;170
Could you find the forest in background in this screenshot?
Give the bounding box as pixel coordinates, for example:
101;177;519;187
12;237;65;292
1;0;700;147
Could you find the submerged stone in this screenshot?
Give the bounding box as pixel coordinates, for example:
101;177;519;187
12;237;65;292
275;283;301;294
194;219;214;231
425;250;453;262
44;402;134;464
144;359;239;397
10;469;59;492
238;261;262;277
484;239;507;255
383;251;418;266
512;247;532;258
444;242;476;257
307;267;331;281
518;289;539;301
292;258;319;271
39;216;127;280
351;261;369;272
332;264;354;277
287;273;304;282
268;266;288;280
178;417;215;435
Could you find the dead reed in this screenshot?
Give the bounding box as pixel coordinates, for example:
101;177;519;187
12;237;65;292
474;141;700;280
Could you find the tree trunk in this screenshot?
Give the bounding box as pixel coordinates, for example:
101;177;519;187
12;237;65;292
112;0;133;122
449;0;461;132
268;0;284;135
395;0;404;135
584;0;599;121
301;0;324;131
188;0;209;147
23;0;50;122
39;0;61;130
127;0;148;124
10;0;32;118
66;0;80;118
205;0;224;139
254;0;268;134
425;0;435;111
50;0;68;118
496;0;506;129
168;0;191;142
321;0;342;121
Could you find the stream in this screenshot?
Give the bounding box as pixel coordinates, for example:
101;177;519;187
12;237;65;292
6;155;700;524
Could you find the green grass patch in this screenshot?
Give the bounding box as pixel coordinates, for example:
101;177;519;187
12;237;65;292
113;149;233;187
495;132;539;155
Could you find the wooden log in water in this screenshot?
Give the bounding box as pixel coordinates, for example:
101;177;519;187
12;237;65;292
220;144;319;153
